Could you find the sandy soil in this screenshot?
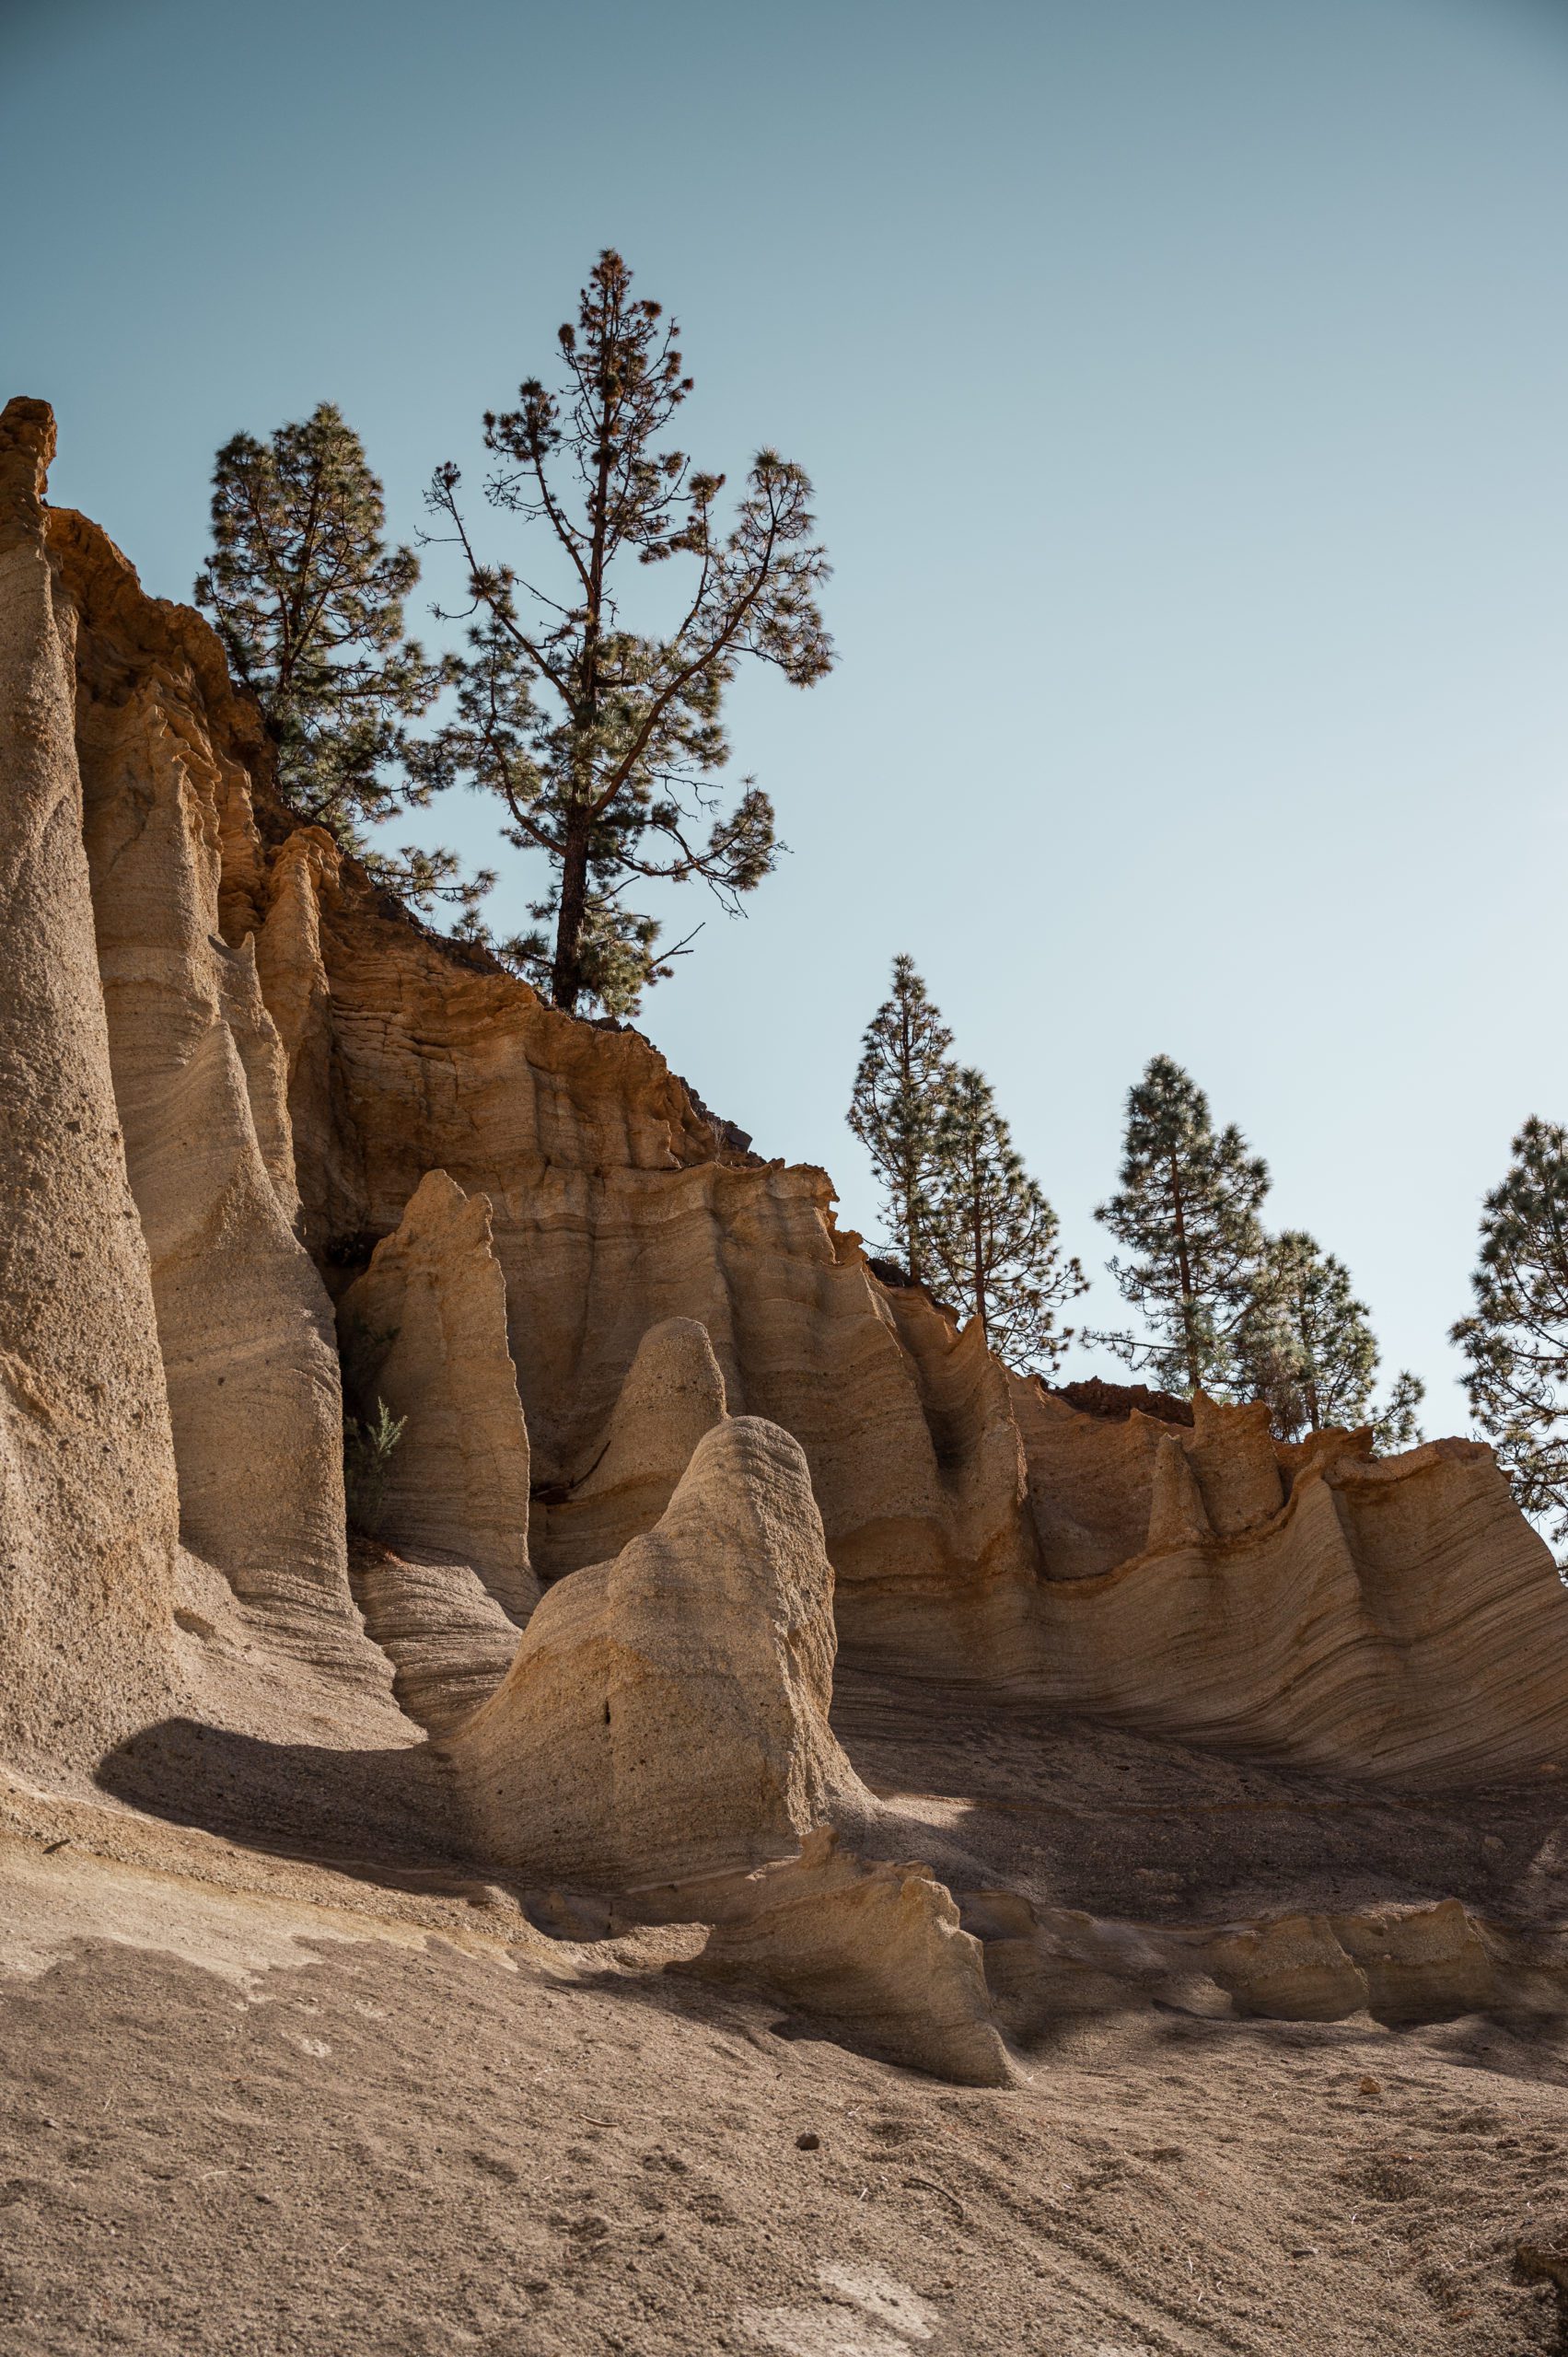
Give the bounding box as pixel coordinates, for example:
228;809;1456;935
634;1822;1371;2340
6;1670;1568;2357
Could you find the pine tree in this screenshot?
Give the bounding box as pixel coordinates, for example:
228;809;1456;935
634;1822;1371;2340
1451;1117;1568;1545
846;956;955;1283
926;1067;1086;1373
1373;1369;1426;1454
1237;1229;1423;1446
420;250;833;1017
1095;1054;1269;1396
194;404;482;921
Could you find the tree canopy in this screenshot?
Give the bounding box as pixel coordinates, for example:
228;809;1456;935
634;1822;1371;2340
847;955;954;1285
1452;1117;1568;1547
1237;1229;1423;1446
419;250;833;1016
926;1066;1086;1374
193;403;481;921
1095;1055;1269;1396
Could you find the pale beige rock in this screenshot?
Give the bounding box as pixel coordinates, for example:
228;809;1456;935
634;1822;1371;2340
695;1829;1014;2086
1185;1393;1284;1536
446;1419;1011;2074
1203;1914;1369;2023
444;1417;871;1886
533;1316;726;1583
1009;1377;1174;1580
1200;1899;1500;2026
1144;1430;1213;1551
337;1169;536;1620
1030;1436;1568;1782
53;513;363;1686
347;1545;519;1736
13;416;1568;2115
296;892;1045;1679
1335;1898;1498;2025
0;399;179;1770
253;827;344;1253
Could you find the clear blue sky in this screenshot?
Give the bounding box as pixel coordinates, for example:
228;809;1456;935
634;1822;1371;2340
8;0;1567;1429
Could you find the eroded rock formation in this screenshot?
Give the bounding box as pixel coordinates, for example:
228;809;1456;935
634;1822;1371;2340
0;401;180;1771
446;1418;871;1887
6;395;1568;2094
53;500;361;1688
532;1315;727;1584
337;1168;535;1620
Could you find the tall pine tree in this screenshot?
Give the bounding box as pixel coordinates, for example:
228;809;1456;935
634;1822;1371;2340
194;403;481;920
1451;1117;1568;1546
421;250;833;1016
1095;1054;1268;1396
1237;1229;1424;1446
927;1067;1086;1373
846;955;955;1283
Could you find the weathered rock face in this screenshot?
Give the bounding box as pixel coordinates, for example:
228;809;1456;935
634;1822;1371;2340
1029;1426;1568;1782
695;1829;1013;2087
346;1543;520;1737
0;399;179;1771
51;508;359;1684
532;1316;726;1584
9;403;1568;2096
445;1417;872;1887
252;839;1048;1678
444;1411;1009;2080
1200;1898;1499;2026
252;827;341;1253
337;1168;535;1620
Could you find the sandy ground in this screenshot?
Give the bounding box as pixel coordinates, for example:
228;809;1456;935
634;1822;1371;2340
6;1666;1568;2357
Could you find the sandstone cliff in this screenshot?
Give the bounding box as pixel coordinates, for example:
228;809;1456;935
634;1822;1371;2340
7;395;1568;2098
0;401;179;1771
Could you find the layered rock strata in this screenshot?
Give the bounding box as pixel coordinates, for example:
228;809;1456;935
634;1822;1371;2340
8;401;1568;2094
337;1168;535;1620
445;1413;1009;2081
0;399;179;1770
52;505;360;1685
445;1417;871;1887
531;1316;726;1584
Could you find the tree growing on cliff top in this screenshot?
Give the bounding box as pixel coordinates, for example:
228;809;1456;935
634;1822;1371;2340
1234;1228;1424;1447
926;1066;1086;1374
194;403;484;921
419;249;833;1017
1452;1117;1568;1547
1094;1054;1269;1396
847;956;956;1285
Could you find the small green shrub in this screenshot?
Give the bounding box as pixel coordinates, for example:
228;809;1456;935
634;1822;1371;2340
343;1396;407;1536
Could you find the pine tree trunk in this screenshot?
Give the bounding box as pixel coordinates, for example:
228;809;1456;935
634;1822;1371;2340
552;819;590;1014
1168;1153;1201;1394
971;1185;986;1345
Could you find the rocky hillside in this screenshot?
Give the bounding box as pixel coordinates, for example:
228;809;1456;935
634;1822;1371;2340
7;392;1568;2354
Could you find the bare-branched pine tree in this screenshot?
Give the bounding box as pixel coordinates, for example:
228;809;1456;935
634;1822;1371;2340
847;955;956;1283
1452;1117;1568;1548
420;250;833;1016
1094;1054;1269;1396
194;403;483;921
927;1066;1086;1374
